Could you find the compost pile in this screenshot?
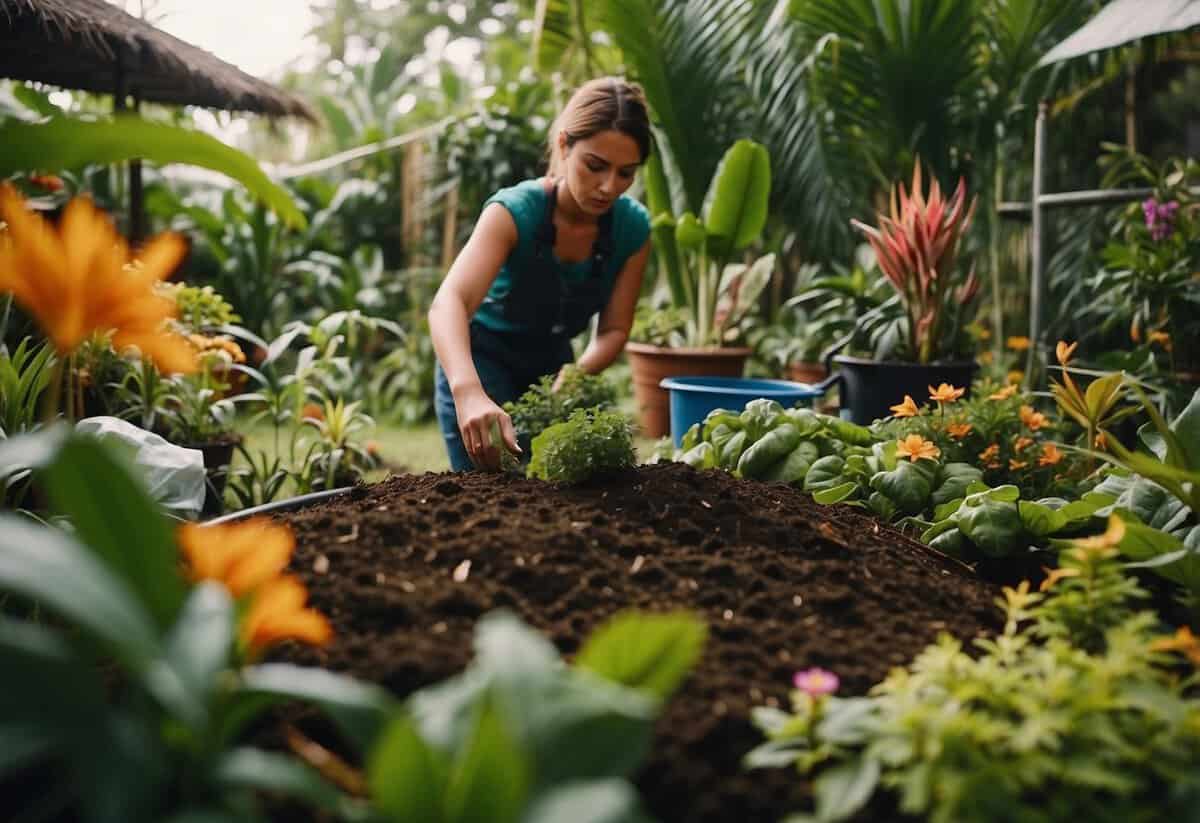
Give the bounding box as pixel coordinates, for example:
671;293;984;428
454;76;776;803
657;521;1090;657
271;462;1001;822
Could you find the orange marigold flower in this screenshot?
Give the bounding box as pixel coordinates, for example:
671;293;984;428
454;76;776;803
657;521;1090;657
0;185;195;373
241;575;332;655
177;517;294;598
946;422;973;440
928;383;965;403
889;394;921;418
1055;340;1078;366
1007;370;1024;385
1014;436;1035;451
1006;336;1030;351
896;434;940;462
1019;405;1047;431
989;384;1018;401
979;444;1000;462
1148;330;1173;351
1039;565;1080;592
1009;458;1028;470
1150;626;1200;666
1038;443;1064;466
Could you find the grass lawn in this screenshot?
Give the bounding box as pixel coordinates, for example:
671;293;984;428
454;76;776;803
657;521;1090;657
236;406;666;487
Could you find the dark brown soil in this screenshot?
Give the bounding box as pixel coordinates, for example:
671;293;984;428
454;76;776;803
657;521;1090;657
269;462;1001;822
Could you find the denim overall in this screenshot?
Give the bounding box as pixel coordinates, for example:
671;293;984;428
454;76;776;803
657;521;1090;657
434;181;615;470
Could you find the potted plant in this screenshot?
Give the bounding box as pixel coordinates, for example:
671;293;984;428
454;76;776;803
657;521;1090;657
158;343;243;515
626;139;775;436
829;163;982;423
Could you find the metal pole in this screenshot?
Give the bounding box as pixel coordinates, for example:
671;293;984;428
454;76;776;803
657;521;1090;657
130;93;144;245
1025;101;1047;389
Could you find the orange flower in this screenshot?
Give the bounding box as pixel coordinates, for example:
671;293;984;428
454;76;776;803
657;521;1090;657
241;575;332;655
1006;336;1030;351
301;402;325;422
978;350;994;365
1009;458;1028;470
365;440;381;457
946;422;973;439
1055;340;1078;366
1038;443;1064;466
1094;432;1108;450
928;383;965;403
896;434;940;462
1007;370;1024;385
1148;330;1173;351
1039;565;1080;592
28;174;64;192
977;327;992;341
0;185;195;373
979;444;1000;462
1072;515;1125;552
177;517;294;598
988;384;1018;401
1014;436;1035;452
1150;626;1200;666
1019;405;1047;431
889;394;920;417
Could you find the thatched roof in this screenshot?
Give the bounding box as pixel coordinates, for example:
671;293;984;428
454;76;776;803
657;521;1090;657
0;0;316;121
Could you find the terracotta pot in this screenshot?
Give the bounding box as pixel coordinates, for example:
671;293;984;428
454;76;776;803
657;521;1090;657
785;361;828;385
624;342;752;438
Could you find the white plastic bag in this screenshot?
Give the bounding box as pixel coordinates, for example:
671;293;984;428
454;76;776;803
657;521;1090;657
75;417;207;519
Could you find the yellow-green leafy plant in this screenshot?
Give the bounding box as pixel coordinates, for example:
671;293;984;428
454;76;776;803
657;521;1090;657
746;517;1200;823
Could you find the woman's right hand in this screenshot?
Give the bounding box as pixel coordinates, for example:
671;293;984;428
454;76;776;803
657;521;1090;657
454;385;521;470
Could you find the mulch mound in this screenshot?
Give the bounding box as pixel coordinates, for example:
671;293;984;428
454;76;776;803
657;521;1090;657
269;462;1002;822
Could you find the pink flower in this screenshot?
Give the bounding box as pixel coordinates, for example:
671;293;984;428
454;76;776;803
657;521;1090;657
793;667;839;697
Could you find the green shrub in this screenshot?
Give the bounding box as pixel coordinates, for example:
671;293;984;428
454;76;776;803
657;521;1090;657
527;409;635;484
504;365;618;446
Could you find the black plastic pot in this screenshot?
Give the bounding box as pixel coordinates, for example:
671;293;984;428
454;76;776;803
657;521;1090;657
811;355;979;425
203;487;353;525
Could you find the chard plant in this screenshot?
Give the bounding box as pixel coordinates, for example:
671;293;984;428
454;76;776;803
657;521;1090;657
746;518;1200;823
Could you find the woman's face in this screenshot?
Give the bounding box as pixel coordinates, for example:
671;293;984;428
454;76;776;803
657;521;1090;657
560;129;641;216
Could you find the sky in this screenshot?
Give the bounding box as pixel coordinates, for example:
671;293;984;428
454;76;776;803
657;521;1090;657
113;0;319;79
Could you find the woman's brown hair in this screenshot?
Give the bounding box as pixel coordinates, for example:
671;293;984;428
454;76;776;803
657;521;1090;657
546;77;652;177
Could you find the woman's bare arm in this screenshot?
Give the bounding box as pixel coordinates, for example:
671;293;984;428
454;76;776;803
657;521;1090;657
428;203;520;468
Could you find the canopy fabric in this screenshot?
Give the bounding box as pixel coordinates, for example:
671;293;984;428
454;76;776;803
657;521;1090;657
0;0;315;120
1040;0;1200;65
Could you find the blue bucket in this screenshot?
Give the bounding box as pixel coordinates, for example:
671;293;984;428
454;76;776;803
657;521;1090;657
659;376;827;446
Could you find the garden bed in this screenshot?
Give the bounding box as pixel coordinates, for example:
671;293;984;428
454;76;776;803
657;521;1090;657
269;462;1001;822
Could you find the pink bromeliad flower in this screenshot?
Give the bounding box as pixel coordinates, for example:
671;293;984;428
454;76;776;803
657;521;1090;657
793;667;840;697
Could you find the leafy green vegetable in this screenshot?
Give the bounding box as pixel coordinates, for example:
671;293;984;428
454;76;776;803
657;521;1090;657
504;366;619;447
527;409;635;484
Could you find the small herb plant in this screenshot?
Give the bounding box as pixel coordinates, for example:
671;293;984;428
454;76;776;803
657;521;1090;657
504;365;618;447
527;408;635;484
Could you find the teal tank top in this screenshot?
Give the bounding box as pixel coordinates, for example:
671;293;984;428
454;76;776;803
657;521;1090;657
473;179;651;334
